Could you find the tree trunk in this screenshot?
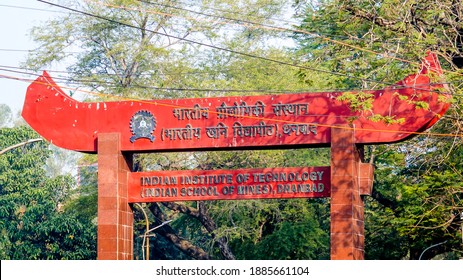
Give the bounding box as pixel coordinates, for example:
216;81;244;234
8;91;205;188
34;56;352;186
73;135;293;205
149;203;210;260
162;201;236;260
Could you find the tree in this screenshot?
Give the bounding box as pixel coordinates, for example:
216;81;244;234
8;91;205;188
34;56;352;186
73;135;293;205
0;125;96;259
0;104;12;128
28;0;334;260
294;0;463;259
28;0;463;260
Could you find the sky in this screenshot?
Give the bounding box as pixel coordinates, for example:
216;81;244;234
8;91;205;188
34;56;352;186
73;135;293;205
0;0;62;114
0;0;299;115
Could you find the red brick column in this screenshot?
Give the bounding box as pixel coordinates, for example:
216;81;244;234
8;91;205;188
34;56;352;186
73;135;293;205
97;133;134;260
330;126;367;260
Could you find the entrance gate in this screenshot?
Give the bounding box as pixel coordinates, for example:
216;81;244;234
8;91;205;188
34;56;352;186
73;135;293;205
22;52;450;259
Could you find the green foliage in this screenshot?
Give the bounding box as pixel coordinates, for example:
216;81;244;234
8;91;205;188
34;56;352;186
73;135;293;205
336;91;408;124
363;141;463;259
26;0;328;260
64;161;98;224
394;171;463;257
283;148;330;167
365;198;409;260
0;126;96;259
185;149;331;259
336;91;374;112
237;220;329;259
24;0;463;261
210;199;329;260
294;0;463;259
369;114;405;125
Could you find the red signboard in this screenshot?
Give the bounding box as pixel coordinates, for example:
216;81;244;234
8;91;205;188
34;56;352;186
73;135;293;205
128;167;330;202
22;52;450;153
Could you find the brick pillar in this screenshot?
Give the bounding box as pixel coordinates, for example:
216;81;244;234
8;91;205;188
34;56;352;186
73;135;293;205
97;133;134;260
330;126;366;260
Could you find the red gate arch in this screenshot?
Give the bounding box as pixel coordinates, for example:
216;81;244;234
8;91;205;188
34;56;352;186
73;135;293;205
22;52;450;260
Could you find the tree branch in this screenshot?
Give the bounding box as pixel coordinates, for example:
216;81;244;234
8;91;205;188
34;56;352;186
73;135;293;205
162;201;236;260
148;203;210;260
343;4;401;32
371;187;398;211
0;138;43;155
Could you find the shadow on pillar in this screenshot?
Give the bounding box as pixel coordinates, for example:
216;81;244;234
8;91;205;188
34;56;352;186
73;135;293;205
330;126;373;260
97;133;134;260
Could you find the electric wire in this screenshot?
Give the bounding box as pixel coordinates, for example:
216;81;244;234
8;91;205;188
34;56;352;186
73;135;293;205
0;3;457;94
7;0;461;80
153;0;302;27
99;0;463;79
0;66;344;93
0;3;69;14
9;0;458;88
104;1;416;65
0;49;35;53
37;0;419;89
2;71;461;139
93;0;402;56
0;2;459;124
0;65;457;95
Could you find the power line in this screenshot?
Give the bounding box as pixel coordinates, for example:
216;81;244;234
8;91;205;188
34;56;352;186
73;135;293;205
0;67;329;94
18;0;455;97
0;67;361;94
0;48;80;55
99;0;386;51
95;0;412;57
36;0;406;89
2;65;456;95
134;1;412;62
93;0;462;82
0;49;33;53
128;0;463;79
160;0;301;27
27;0;463;84
4;71;460;139
137;0;293;31
0;64;215;77
0;3;68;14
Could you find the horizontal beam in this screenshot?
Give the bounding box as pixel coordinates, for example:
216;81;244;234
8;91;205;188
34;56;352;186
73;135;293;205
128;166;330;202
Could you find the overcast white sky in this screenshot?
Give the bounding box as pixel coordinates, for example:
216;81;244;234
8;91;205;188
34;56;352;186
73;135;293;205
0;1;299;115
0;0;61;113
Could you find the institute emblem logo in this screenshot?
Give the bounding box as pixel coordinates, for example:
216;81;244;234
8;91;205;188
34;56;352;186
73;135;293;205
130;110;156;143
